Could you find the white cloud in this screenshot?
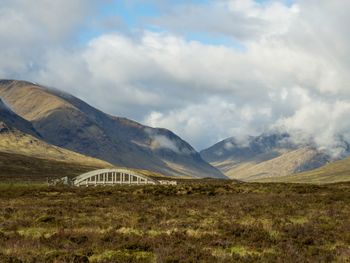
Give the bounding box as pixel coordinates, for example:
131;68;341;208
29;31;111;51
144;97;272;148
151;0;299;42
150;135;181;153
0;0;105;77
278;99;350;157
1;0;350;154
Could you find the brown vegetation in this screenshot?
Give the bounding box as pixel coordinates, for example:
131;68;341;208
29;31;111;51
0;181;349;262
0;152;105;183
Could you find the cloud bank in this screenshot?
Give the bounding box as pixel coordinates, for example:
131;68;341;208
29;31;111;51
1;0;350;153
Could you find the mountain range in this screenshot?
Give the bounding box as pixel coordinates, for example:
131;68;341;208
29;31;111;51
0;80;225;179
1;79;350;183
200;133;343;181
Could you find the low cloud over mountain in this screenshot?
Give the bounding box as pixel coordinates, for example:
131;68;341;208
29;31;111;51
201;132;338;181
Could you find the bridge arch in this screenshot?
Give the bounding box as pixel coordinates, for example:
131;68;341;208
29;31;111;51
73;168;159;186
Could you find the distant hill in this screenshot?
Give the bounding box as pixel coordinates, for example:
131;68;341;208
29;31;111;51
201;133;331;181
0;80;225;179
254;156;350;184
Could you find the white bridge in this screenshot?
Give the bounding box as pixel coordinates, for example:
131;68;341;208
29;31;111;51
70;168;176;187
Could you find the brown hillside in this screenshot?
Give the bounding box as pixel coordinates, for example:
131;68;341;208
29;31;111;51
0;80;225;179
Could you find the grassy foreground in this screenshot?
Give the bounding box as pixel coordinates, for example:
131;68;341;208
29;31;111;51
0;181;349;262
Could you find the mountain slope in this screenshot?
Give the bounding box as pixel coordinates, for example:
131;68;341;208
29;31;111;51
0;122;112;168
0;98;40;138
201;133;330;181
0;96;113;169
254;156;350;184
0;80;225;179
0;151;110;183
0;103;168;182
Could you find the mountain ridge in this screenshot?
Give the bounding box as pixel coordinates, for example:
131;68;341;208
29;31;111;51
0;80;225;179
201;132;334;181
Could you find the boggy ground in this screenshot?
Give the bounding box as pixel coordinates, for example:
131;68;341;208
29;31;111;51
0;181;349;263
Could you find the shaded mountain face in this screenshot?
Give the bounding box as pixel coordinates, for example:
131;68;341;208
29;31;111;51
0;80;225;179
0;121;112;168
0;104;113;183
200;133;333;181
0;98;40;138
201;133;293;164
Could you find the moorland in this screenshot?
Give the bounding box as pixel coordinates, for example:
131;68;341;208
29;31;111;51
0;181;349;262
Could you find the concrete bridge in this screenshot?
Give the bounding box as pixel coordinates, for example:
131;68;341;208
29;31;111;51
69;168;176;187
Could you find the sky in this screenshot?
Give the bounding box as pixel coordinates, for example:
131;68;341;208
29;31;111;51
1;0;350;154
